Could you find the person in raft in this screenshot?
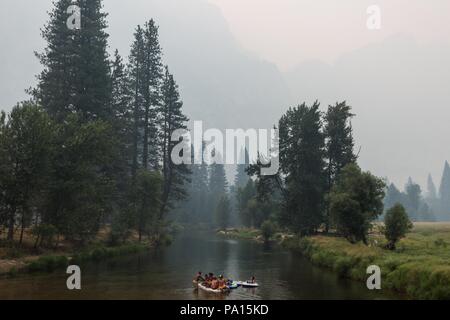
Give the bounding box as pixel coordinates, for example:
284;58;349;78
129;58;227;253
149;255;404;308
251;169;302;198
218;275;227;290
203;273;215;287
194;272;204;282
249;276;256;284
211;274;223;290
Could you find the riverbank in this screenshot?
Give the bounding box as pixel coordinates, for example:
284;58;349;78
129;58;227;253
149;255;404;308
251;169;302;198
217;227;294;244
0;228;153;277
284;223;450;300
219;223;450;300
217;228;263;241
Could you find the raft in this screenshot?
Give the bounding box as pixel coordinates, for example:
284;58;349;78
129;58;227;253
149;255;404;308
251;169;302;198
227;281;239;289
238;281;259;288
198;282;229;294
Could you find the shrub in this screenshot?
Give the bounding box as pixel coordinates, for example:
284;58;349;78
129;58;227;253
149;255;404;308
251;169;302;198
27;255;69;273
31;224;58;248
384;204;413;250
261;220;277;242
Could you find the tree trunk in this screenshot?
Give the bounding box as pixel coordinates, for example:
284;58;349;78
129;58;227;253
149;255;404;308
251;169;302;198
143;106;149;169
19;214;25;245
325;157;332;234
132;58;140;181
7;208;16;241
34;233;40;249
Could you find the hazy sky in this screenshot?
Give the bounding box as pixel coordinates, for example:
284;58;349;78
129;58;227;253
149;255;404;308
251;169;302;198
209;0;450;70
0;0;449;190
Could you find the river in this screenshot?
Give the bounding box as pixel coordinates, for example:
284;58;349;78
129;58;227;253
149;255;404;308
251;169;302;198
0;231;401;299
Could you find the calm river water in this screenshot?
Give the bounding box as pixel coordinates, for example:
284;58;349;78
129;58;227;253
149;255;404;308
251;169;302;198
0;231;401;299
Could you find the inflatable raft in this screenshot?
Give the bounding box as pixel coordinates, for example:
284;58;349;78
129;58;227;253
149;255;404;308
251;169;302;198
238;281;259;288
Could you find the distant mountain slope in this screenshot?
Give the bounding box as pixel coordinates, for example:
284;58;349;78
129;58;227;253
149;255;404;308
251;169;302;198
285;35;450;186
107;0;292;130
0;0;291;131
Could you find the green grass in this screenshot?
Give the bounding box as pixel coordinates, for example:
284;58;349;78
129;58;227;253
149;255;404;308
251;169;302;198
282;222;450;300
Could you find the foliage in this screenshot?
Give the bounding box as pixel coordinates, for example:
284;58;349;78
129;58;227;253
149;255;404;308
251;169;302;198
323;102;357;231
284;222;450;299
31;224;58;248
129;170;163;242
0;102;54;242
278;102;326;235
383;204;413;250
330;164;386;244
261;220;277;242
0;1;191;248
215;194;231;230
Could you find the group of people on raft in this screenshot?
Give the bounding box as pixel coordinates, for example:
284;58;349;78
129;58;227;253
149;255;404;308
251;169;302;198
194;272;256;290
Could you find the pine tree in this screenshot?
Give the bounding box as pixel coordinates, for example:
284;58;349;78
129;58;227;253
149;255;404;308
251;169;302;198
424;174;438;220
279;102;326;235
405;178;422;221
237;179;256;227
142;20;163;170
128;25;145;179
324;101;357;231
111;50;132;129
35;0;111;122
234;148;250;188
384;183;403;212
159;67;190;219
109;49;135;230
111;50;133;173
427;174;437;200
185;145;209;223
439;161;450;219
215;194;231;229
208;150;228;225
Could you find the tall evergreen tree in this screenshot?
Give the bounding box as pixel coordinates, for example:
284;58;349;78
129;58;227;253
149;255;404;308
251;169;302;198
34;0;111;122
278;102;326;235
405;178;422;221
128;25;145;179
236;179;256;227
426;174;437;200
159;67;190;219
234;148;250;188
215;194;231;229
184;145;209;223
208;150;228;225
323;101;357;231
111;49;132;135
384;183;403;212
109;49;135;233
424;174;438;220
439;161;450;219
142;20;163;170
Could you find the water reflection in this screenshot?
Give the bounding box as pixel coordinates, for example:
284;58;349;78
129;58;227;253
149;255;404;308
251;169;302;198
0;231;401;300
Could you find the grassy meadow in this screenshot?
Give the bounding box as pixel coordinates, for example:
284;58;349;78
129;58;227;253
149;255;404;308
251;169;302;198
283;222;450;299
